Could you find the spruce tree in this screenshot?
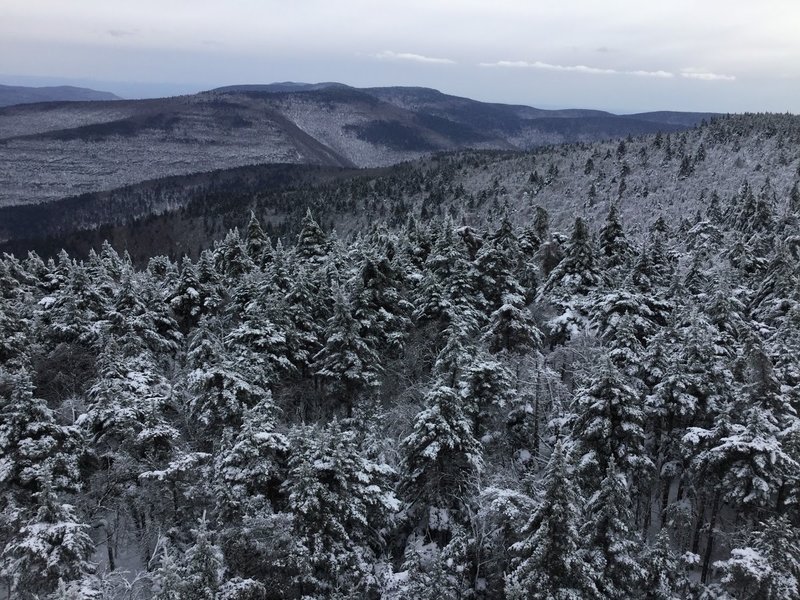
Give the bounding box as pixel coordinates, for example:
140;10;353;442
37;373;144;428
244;211;270;266
186;317;269;434
1;472;94;599
284;420;397;597
401;378;483;532
482;291;543;355
581;460;645;598
214;394;289;521
296;208;329;263
639;530;691;600
541;216;605;299
570;363;653;490
180;515;226;600
314;286;382;415
352;253;412;356
506;441;598;599
599;205;633;270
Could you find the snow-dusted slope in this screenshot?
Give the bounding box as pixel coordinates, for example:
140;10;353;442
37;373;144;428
3;113;797;261
0;85;706;207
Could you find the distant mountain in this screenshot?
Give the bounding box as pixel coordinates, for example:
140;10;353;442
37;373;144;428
0;84;121;107
624;110;718;127
0;82;714;207
211;82;349;94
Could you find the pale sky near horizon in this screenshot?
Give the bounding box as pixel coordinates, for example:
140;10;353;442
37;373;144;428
2;0;799;113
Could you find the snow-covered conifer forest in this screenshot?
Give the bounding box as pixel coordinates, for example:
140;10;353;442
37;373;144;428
1;113;800;599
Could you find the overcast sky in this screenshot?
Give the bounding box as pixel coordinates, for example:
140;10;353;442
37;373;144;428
2;0;799;113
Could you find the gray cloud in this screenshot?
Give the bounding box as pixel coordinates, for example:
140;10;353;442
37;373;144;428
375;51;456;65
107;29;137;38
680;68;736;81
479;60;674;78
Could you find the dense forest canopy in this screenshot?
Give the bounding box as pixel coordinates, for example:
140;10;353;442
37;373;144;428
1;113;800;599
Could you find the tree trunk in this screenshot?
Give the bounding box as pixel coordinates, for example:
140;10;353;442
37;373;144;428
106;535;116;571
776;480;786;512
532;371;540;458
701;490;721;584
691;494;705;555
660;477;671;529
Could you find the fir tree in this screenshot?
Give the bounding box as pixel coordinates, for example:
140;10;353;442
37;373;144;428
244;211;270;266
482;291;543;355
402;378;483;531
581;460;646;598
169;257;204;330
541;217;604;299
599;205;633;269
714;515;800;599
570;363;653;490
215;228;254;279
180;515;226;600
639;530;691;600
506;441;598;600
186;317;269;435
296;208;329;263
314;286;382;415
459;350;515;436
214;394;289;521
1;473;94;599
284;420;397;597
352;253;412;356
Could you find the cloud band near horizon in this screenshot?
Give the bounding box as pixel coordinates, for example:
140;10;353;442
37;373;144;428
374;51;456;65
479;59;735;81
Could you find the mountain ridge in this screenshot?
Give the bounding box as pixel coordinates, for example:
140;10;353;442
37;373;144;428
0;82;712;207
0;83;121;107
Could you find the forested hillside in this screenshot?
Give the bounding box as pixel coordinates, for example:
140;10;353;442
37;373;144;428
0;84;707;208
3;113;797;269
2;120;800;600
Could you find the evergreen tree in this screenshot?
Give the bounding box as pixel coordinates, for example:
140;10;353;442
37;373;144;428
506;441;598;599
474;227;523;313
459;350;515;436
599;205;633;270
398;532;471;600
482;291;543;355
284;420;397;597
244;211;270;266
215;228;254;279
415;218;484;330
402;378;483;532
186;317;269;435
352;253;412;356
532;205;550;242
169;257;204;330
639;530;691;600
180;515;226;600
630;235;674;293
714;515;800;599
214;394;289;521
541;217;604;299
581;460;645;598
314;286;382;415
1;473;94;599
281;270;324;374
296;208;329;263
0;363;87;599
570;363;653;489
149;537;184;600
0;363;82;501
